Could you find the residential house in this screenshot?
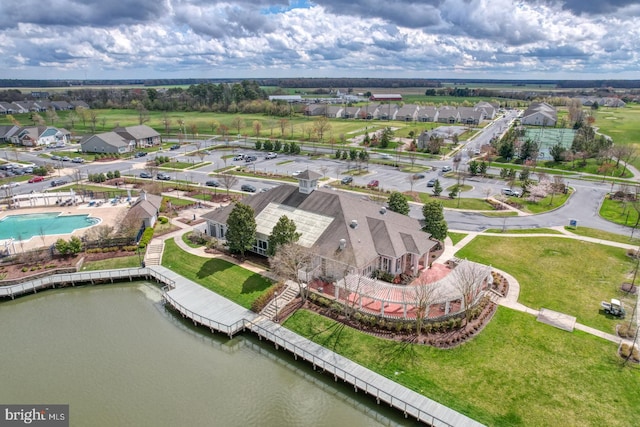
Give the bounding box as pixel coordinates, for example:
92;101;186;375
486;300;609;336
80;132;131;154
343;106;361;119
0;102;16;115
0;125;20;142
437;106;459;124
113;125;161;149
520;102;557;126
456;107;484;125
304;104;328;116
203;172;437;281
417;106;438;122
325;106;344;118
10;126;70;147
50;101;74;111
417;130;438;150
474;101;497;119
393;104;419;122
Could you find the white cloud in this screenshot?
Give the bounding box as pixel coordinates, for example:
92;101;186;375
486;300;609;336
0;0;638;79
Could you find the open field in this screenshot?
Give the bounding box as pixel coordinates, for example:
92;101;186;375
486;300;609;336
455;236;636;333
285;307;640;427
594;104;640;170
161;238;272;309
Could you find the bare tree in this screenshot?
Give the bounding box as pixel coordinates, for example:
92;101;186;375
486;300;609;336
269;242;314;302
253;120;262;137
219;173;238;195
406;174;417;193
412;275;441;336
231;116;245;135
451;261;490;322
319;165;328;178
279;118;289;137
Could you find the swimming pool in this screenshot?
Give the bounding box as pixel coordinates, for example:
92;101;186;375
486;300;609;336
0;212;101;241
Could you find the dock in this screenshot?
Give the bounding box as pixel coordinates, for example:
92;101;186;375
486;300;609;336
1;266;485;426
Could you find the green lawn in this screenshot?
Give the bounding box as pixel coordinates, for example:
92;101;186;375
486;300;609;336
448;232;468;245
285;307;640;427
455;236;635;332
417;193;494;210
600;197;640;227
483;228;562;234
161;238;272;308
594;104;640;170
80;254;141;271
513;191;571;214
565;226;640;245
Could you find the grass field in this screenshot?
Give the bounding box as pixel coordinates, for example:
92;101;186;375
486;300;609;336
161;238;272;308
564;226;640;245
600;197;640;227
80;254;141;271
285;308;640;427
594;104;640;170
455;236;636;333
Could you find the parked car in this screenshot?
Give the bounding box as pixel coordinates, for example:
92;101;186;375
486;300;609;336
413;173;426;179
245;155;257;162
341;176;353;185
72;157;85;163
139;172;152;179
135;151;147;158
501;188;521;197
241;184;256;192
22;167;33;174
170;144;181;150
205;180;220;187
367;179;379;188
50;179;67;187
157;173;171;181
233;154;245;161
0;182;19;189
265;152;278;159
292;170;303;176
441;165;452;172
50;155;61;161
427;178;437;187
61;156;71;162
379;153;393;159
28;176;44;183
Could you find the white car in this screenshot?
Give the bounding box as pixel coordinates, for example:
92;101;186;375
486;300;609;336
1;182;19;189
379;153;393;159
265;152;278;159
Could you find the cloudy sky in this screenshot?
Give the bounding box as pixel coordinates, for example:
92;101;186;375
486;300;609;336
1;0;639;80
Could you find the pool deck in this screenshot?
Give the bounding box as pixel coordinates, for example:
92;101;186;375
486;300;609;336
0;200;129;251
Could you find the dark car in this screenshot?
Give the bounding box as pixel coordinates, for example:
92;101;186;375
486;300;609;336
241;184;256;192
50;179;67;187
245;155;257;162
139;172;152;179
206;180;220;187
135;152;147;158
170;144;181;150
61;156;71;162
341;176;353;185
413;173;426;179
427;178;437;187
157;172;171;180
50;155;61;161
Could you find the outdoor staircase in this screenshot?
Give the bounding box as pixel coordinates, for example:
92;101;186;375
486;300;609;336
261;281;300;321
143;241;164;266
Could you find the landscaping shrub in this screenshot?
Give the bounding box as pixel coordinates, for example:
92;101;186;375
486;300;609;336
138;227;155;248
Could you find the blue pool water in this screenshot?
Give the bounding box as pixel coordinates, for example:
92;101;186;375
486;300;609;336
0;212;100;240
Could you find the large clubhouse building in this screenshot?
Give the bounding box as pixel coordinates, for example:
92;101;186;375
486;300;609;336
203;171;437;282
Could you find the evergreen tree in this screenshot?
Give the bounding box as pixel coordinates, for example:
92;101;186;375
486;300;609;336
432;179;443;196
387;191;409;215
267;215;301;256
422;200;448;241
226;203;256;259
